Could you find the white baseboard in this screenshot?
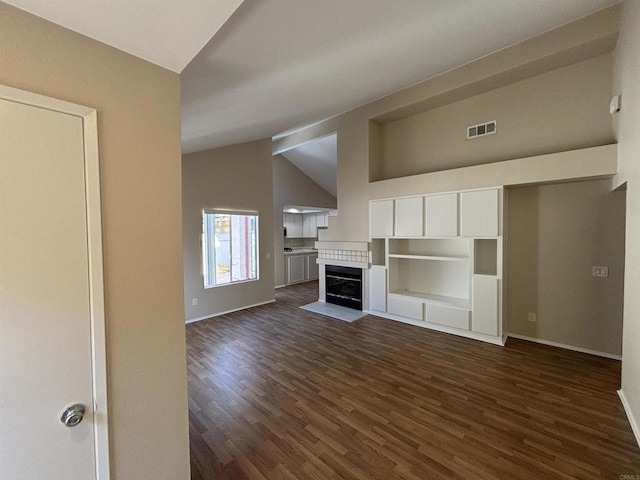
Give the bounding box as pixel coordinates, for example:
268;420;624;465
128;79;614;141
275;284;286;289
506;333;621;360
185;299;276;324
618;389;640;448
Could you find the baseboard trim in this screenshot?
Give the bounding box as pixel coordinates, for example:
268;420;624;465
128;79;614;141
185;299;276;324
275;284;287;289
506;333;621;360
618;389;640;448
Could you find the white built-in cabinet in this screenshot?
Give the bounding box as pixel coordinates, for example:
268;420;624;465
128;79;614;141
369;200;394;237
368;187;505;346
460;189;499;237
395;196;424;237
369;266;387;313
426;193;458;236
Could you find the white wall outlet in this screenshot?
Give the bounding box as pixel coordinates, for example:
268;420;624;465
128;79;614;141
266;252;271;259
528;312;536;322
191;297;198;306
592;266;609;277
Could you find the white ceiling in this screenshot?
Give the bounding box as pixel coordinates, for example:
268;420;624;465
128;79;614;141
3;0;244;73
6;0;620;155
282;134;337;197
181;0;620;153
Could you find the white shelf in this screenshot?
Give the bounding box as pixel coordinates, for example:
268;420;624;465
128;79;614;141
388;253;468;261
388;290;470;309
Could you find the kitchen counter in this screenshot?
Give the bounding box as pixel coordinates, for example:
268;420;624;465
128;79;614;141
284;248;317;256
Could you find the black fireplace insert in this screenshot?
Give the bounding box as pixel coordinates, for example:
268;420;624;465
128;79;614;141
325;265;362;310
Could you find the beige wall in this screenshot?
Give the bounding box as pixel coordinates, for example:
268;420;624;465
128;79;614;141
0;3;189;478
507;180;625;355
273;155;336;286
375;53;614;180
183;140;275;320
613;0;640;440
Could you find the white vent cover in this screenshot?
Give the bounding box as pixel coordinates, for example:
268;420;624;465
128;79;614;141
467;120;497;139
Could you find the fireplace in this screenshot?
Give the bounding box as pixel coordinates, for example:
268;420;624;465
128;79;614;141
325;265;362;310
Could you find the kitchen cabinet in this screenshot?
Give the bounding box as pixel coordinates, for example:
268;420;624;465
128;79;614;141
285;251;319;284
316;213;328;228
303;214;317;238
286;255;305;283
307;253;319;279
284;213;303;238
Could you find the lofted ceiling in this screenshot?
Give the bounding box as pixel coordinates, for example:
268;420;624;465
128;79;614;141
5;0;620;157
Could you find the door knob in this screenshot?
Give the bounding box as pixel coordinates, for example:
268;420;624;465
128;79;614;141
60;403;85;427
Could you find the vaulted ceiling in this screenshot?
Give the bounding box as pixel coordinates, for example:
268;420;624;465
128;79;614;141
5;0;620;155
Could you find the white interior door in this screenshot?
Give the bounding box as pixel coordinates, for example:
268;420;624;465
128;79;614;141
0;95;100;479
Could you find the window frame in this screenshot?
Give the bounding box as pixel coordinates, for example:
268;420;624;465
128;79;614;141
202;208;260;289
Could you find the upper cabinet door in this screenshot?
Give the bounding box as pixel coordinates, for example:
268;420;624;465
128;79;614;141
395;196;424;237
370;199;395;237
426;193;458;237
460;189;499;237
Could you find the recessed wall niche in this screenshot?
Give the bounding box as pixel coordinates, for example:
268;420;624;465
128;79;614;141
368;53;614;182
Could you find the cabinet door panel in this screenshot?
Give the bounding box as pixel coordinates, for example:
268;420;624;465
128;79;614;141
426;304;469;330
460;189;499;237
370;200;394;237
426;193;458;237
307;254;319;280
293;215;303;237
472;276;499;336
388;296;423;320
287;256;305;284
369;266;387;312
395;197;424;237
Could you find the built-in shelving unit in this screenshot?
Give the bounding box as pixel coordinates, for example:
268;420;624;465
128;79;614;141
368;187;504;345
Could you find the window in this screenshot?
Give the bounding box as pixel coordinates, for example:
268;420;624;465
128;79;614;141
203;210;258;288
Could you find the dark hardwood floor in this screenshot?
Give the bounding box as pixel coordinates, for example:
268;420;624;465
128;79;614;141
187;281;640;479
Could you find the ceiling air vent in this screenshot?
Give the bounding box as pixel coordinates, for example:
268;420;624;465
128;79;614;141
467;120;497;140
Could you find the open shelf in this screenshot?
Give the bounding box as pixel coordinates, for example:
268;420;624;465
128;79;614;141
474;239;498;275
389;238;470;257
388;290;470;309
370;238;386;266
388;256;470;304
388;253;468;261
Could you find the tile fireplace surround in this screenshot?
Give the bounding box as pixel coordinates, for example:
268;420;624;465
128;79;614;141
315;241;369;269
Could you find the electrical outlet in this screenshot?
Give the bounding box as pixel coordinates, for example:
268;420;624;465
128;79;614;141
592;266;609;278
528;312;536;322
191;297;198;306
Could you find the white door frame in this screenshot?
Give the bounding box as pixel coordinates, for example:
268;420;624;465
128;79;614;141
0;84;110;479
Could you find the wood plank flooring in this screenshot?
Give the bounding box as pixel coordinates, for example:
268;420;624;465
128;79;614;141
187;281;640;479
